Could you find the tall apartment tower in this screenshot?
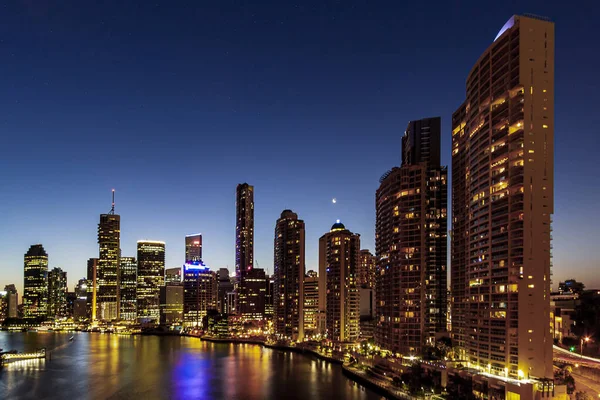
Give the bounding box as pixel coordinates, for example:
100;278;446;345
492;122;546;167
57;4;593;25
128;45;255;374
451;15;554;382
273;210;305;341
319;221;360;342
136;241;165;322
97;190;120;320
375;117;448;355
23;244;49;317
185;234;202;262
235;183;254;315
217;268;234;314
358;250;376;289
47;267;68;319
119;256;137;321
303;270;320;338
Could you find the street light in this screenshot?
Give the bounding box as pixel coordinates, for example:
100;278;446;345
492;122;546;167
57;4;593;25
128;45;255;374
581;336;591;359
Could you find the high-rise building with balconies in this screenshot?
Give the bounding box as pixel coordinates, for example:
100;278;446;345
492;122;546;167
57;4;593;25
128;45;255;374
273;209;305;341
451;15;554;386
319;221;360;342
375;117;448;355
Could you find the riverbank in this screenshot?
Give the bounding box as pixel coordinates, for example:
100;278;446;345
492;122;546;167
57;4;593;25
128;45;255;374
198;336;408;398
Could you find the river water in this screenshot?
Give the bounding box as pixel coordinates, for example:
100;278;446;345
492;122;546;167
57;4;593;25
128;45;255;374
0;332;381;399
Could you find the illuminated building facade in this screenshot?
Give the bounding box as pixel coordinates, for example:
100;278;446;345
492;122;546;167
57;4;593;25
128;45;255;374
319;221;360;342
160;284;184;325
87;258;98;321
183;261;217;327
376;117;448;355
452;15;554;382
97;199;120;321
119;256;137;321
242;268;266;320
264;274;274;320
303;270;319;337
23;244;49;318
74;278;88;320
136;241;165;322
358;249;376;289
47;267;68;319
235;183;254;315
273;210;305;341
165;267;182;285
185;234;202;262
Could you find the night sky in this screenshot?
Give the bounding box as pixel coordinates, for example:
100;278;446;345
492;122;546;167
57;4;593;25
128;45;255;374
1;1;598;294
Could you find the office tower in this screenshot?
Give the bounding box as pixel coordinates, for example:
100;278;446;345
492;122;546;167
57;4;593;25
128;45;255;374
183;261;217;327
97;191;120;320
23;244;49;318
137;241;165;322
119;257;137;321
376;117;448;355
235;183;254;315
242;268;266;320
185;234;202;262
87;258;98;321
264;274;274;320
74;278;88;320
358;250;376;289
452;15;554;382
4;284;18;318
273;210;305;340
165;267;182;285
319;221;360;342
160;284;184;325
47;267;68;319
303;270;320;338
217;268;234;314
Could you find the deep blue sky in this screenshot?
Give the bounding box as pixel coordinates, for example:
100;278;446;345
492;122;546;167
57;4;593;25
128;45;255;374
1;1;599;294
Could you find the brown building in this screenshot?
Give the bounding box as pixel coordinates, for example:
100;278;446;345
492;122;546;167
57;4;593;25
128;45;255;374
375;117;448;356
358;250;376;289
451;15;554;382
273;210;305;341
319;221;360;343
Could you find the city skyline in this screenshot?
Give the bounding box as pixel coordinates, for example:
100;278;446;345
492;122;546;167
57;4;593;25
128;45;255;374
1;2;599;296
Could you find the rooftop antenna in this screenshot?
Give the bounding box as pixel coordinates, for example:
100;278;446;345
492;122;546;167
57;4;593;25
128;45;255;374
109;189;115;214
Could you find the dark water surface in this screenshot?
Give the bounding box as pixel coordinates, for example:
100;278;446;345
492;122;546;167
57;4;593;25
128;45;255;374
0;332;381;400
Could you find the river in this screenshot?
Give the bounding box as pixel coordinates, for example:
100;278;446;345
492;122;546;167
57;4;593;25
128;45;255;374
0;332;381;399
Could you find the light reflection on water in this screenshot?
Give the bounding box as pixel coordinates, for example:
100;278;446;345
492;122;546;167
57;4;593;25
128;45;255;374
0;332;380;400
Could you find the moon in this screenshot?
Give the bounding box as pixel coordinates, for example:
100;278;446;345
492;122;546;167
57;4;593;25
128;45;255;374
332;198;337;204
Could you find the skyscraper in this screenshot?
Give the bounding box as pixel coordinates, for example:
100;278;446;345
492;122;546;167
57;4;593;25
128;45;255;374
375;116;448;355
185;234;202;262
319;221;360;342
183;261;217;327
87;258;98;321
137;241;165;322
242;268;266;320
74;278;88;321
23;244;49;318
273;209;305;341
358;250;376;289
235;183;254;315
165;267;182;285
47;267;68;319
160;284;184;325
4;284;18;318
303;270;320;338
452;15;554;382
97;190;120;320
119;256;137;321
